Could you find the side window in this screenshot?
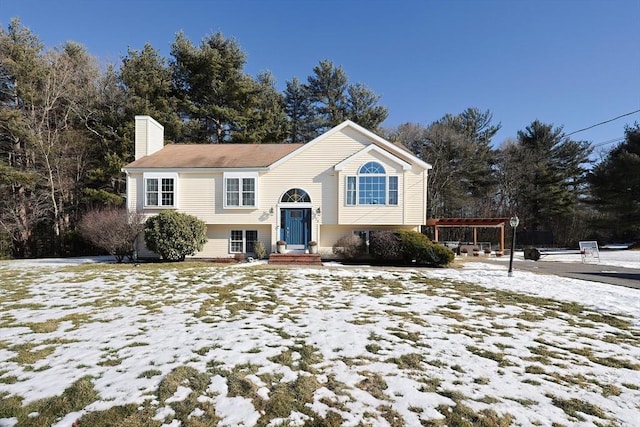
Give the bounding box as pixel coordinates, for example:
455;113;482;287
224;173;258;208
144;173;177;207
230;230;258;253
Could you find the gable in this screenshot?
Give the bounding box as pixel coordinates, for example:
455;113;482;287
269;120;431;171
334;145;412;172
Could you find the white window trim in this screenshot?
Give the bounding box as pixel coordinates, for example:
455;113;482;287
345;174;400;206
143;172;178;208
229;229;258;254
223;171;259;209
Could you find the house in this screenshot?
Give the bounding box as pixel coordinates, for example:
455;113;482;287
123;116;432;259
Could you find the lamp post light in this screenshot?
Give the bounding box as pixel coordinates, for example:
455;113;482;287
508;215;519;277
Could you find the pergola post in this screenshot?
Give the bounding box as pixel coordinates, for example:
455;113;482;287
473;227;477;245
500;224;505;252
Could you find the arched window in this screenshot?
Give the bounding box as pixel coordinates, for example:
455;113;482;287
346;162;398;206
281;188;311;203
359;161;385;174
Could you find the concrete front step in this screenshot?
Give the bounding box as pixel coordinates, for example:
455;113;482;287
268;253;322;265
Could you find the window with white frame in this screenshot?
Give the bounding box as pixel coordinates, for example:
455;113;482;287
224;172;257;208
144;173;177;207
345;162;398;206
230;230;258;253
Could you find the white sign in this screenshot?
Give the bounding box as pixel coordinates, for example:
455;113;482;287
579;241;600;264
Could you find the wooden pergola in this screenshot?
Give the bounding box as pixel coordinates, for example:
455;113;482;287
426;218;512;251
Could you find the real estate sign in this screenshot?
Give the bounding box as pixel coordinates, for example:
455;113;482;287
579;241;600;264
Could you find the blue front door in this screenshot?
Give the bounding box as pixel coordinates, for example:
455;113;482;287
281;208;310;247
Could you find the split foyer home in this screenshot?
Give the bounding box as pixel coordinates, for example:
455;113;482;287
123;116;432;259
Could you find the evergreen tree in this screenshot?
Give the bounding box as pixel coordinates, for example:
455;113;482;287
171;31;255;143
588;124;640;240
120;43;182;142
390;108;500;219
508;120;592;243
345;83;388;130
232;70;288;143
306;60;348;132
283;77;316;143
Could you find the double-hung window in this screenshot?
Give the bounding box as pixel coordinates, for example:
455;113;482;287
224;172;258;208
230;230;258;253
144;173;177;207
345;162;398;206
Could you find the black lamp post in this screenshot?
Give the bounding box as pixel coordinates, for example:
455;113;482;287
508;215;519;277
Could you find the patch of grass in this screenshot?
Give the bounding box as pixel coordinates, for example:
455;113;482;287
157;366;213;424
137;369;162;379
356;371;389;400
259;374;322;423
0;375;18;384
622;382;639;390
378;404;404;426
525;365;547;375
435;309;466;322
4;376;98;425
386;353;423;370
546;393;608;421
75;403;162;427
0;394;23;419
388;328;422;343
600;383;622;397
424;401;514;427
474;376;490;385
467;346;515;367
25;319;60;333
584;312;632;330
365;343;381;354
9;343;56;365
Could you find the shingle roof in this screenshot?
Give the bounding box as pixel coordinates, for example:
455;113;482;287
124;143;304;169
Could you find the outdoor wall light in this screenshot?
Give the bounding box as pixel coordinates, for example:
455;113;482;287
269;207;274;215
316;207;322;214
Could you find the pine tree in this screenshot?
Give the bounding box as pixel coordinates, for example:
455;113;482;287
588;124;640;240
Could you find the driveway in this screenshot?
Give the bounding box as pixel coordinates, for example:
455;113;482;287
470;257;640;290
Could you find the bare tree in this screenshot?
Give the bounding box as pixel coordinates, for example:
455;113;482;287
78;208;145;262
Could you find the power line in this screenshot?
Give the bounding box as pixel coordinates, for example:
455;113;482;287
593;136;625;148
566;109;640;136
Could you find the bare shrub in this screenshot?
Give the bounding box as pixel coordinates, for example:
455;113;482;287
369;231;403;261
78;208;145;262
332;234;366;260
253;241;267;259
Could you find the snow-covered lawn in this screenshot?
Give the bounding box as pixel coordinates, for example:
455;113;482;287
0;253;639;426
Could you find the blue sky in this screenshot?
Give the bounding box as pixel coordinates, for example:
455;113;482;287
2;0;639;152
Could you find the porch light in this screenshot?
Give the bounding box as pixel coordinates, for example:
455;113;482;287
269;207;274;215
508;215;519;277
316;207;321;214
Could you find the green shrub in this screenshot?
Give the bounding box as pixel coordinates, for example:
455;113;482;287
332;234;366;260
396;230;454;266
144;211;207;261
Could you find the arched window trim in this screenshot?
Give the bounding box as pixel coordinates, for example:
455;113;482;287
359;161;386;175
346;162;399;206
280;188;312;203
